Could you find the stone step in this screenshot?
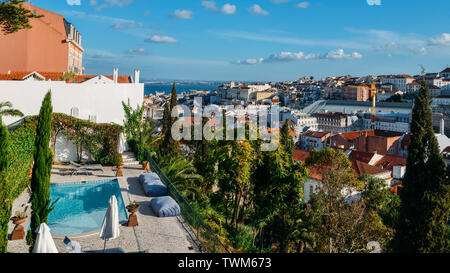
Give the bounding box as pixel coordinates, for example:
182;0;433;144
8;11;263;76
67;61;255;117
123;161;140;166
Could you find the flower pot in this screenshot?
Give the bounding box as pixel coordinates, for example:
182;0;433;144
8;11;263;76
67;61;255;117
126;205;140;213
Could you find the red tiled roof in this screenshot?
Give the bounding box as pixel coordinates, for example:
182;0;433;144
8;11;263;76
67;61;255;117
374;155;406;172
441;68;450;73
293;150;310;162
340;130;375;141
443;146;450;153
0;71;132;83
353;160;390;176
302;131;330;139
349;150;376;164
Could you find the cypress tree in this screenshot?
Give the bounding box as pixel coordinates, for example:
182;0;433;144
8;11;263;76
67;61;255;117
160;83;180;158
394;79;450;253
0;116;12;253
27;91;59;249
280;119;295;159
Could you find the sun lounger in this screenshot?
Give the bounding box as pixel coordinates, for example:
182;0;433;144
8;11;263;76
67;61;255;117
69;166;93;176
70;161;104;172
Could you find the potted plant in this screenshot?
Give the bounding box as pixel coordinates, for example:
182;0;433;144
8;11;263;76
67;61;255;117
10;211;27;225
117;155;124;169
126;200;140;213
116;155;124;177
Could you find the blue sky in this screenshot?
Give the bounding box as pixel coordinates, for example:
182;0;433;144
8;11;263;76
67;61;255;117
33;0;450;81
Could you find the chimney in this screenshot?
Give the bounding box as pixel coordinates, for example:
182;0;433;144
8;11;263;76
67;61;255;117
134;69;140;84
113;68;118;84
440;119;445;135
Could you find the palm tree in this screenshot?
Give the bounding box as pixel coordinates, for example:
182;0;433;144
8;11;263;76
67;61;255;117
0;101;24;119
159;156;204;201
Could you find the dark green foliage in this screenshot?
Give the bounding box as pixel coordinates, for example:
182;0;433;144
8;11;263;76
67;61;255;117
193;117;216;194
0;0;43;34
7;118;35;199
0;101;24;119
280;119;295;159
160;83;180;158
360;174;401;230
252;147;307;252
0;117;12;253
28;92;59;248
394;79;450;253
384;94;408;103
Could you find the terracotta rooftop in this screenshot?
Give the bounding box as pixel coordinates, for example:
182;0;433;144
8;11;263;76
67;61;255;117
0;71;132;83
340;130;375;140
353;160;390;176
374;155;407;172
302;131;330;139
293;150;310;162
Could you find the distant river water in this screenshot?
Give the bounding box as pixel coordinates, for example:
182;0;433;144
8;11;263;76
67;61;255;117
144;83;219;95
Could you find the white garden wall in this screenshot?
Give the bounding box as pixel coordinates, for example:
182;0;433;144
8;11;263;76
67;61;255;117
0;80;144;126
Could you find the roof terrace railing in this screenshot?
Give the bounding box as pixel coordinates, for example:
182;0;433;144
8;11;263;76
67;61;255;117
145;153;229;253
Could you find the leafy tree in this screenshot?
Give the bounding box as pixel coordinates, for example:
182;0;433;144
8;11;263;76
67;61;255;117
0;101;24;120
394;79;450;253
192;118;217;194
305;148;393;253
159;156;204;201
360;174;401;230
384;94;407;103
252;146;307;253
122;99;144;141
280;119;295;159
216;140;254;229
27;91;59;249
0;0;43;34
0;116;12;253
160;83;180;158
60;71;76;82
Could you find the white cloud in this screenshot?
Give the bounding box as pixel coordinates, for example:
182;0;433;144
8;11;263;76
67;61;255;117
296;2;310;8
221;4;237;15
233;49;363;64
325;49;362;60
170;9;193;20
428;33;450;46
202;0;218;12
233;58;264;65
125;48;148;56
67;0;81;5
247;4;269;16
145;35;178;44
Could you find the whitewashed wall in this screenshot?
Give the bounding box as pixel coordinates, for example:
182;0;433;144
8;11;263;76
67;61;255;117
0;80;144;126
54;134;94;163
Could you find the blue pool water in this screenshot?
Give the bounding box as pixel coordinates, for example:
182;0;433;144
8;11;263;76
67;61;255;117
47;180;128;235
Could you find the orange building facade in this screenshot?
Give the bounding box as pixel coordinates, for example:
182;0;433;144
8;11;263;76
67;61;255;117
0;3;84;74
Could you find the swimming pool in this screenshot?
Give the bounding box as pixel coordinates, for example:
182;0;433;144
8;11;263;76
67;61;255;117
47;180;128;235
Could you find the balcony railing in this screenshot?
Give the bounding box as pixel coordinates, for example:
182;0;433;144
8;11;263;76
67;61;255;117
145;154;229;253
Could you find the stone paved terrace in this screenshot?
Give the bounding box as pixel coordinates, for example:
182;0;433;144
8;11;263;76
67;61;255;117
7;165;200;253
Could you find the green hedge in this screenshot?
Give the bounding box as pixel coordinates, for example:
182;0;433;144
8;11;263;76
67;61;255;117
8;119;36;200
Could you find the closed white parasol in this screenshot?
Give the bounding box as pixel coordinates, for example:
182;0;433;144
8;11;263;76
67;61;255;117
32;223;59;253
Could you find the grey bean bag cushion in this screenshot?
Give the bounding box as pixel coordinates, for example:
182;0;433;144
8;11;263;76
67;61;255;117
139;173;168;197
150;196;181;217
